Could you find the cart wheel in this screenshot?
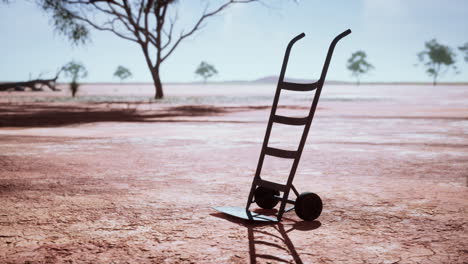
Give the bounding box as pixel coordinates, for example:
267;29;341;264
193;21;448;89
295;192;322;221
254;187;280;209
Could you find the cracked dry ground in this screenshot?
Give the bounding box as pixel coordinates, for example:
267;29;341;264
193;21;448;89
1;94;468;262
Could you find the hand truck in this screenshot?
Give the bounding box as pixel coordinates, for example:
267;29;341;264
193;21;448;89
215;29;351;222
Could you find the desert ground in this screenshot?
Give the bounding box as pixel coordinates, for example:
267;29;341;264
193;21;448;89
0;83;467;263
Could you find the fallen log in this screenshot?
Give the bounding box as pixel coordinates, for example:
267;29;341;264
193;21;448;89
0;77;59;92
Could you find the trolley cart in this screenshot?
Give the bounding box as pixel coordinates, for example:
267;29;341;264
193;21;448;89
215;29;351;222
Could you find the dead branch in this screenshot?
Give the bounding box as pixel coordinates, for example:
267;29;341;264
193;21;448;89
0;77;59;92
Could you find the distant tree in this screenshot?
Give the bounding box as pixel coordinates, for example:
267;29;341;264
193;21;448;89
114;66;132;83
61;61;88;97
418;39;457;85
459;42;468;62
347;51;374;86
195;61;218;83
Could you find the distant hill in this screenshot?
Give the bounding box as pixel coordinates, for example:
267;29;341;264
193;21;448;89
251;75;352;85
252;75;311;83
179;75;351;84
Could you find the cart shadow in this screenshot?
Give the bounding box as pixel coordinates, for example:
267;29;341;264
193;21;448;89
211;210;321;264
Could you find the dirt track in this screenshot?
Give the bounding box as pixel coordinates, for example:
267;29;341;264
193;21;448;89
0;84;467;263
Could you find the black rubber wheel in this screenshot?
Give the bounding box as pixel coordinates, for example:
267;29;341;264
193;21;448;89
295;192;322;221
254;187;280;209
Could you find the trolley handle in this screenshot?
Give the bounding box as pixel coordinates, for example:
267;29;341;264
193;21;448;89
318;29;352;86
288;32;306;48
278;33;305;82
334;29;352;42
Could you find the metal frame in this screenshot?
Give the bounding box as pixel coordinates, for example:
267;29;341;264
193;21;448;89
244;29;352;221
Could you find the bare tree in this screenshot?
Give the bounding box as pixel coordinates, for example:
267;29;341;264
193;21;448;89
33;0;263;99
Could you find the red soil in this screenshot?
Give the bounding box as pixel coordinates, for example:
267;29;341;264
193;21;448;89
0;84;467;263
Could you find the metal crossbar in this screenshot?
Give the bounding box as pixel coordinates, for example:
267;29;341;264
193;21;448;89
272;115;309;126
264;147;297;159
280;81;318;91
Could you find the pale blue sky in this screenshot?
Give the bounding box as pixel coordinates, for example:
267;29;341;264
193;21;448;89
0;0;467;83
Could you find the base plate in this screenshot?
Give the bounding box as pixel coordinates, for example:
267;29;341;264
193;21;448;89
213;206;278;222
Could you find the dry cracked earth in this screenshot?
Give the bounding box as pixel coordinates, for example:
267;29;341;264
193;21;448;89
0;84;467;263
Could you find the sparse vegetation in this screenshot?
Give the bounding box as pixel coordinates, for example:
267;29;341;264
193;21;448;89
418;39;457;85
195;61;218;83
61;61;88;97
347;51;374;86
459;42;468;62
114;66;132;83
